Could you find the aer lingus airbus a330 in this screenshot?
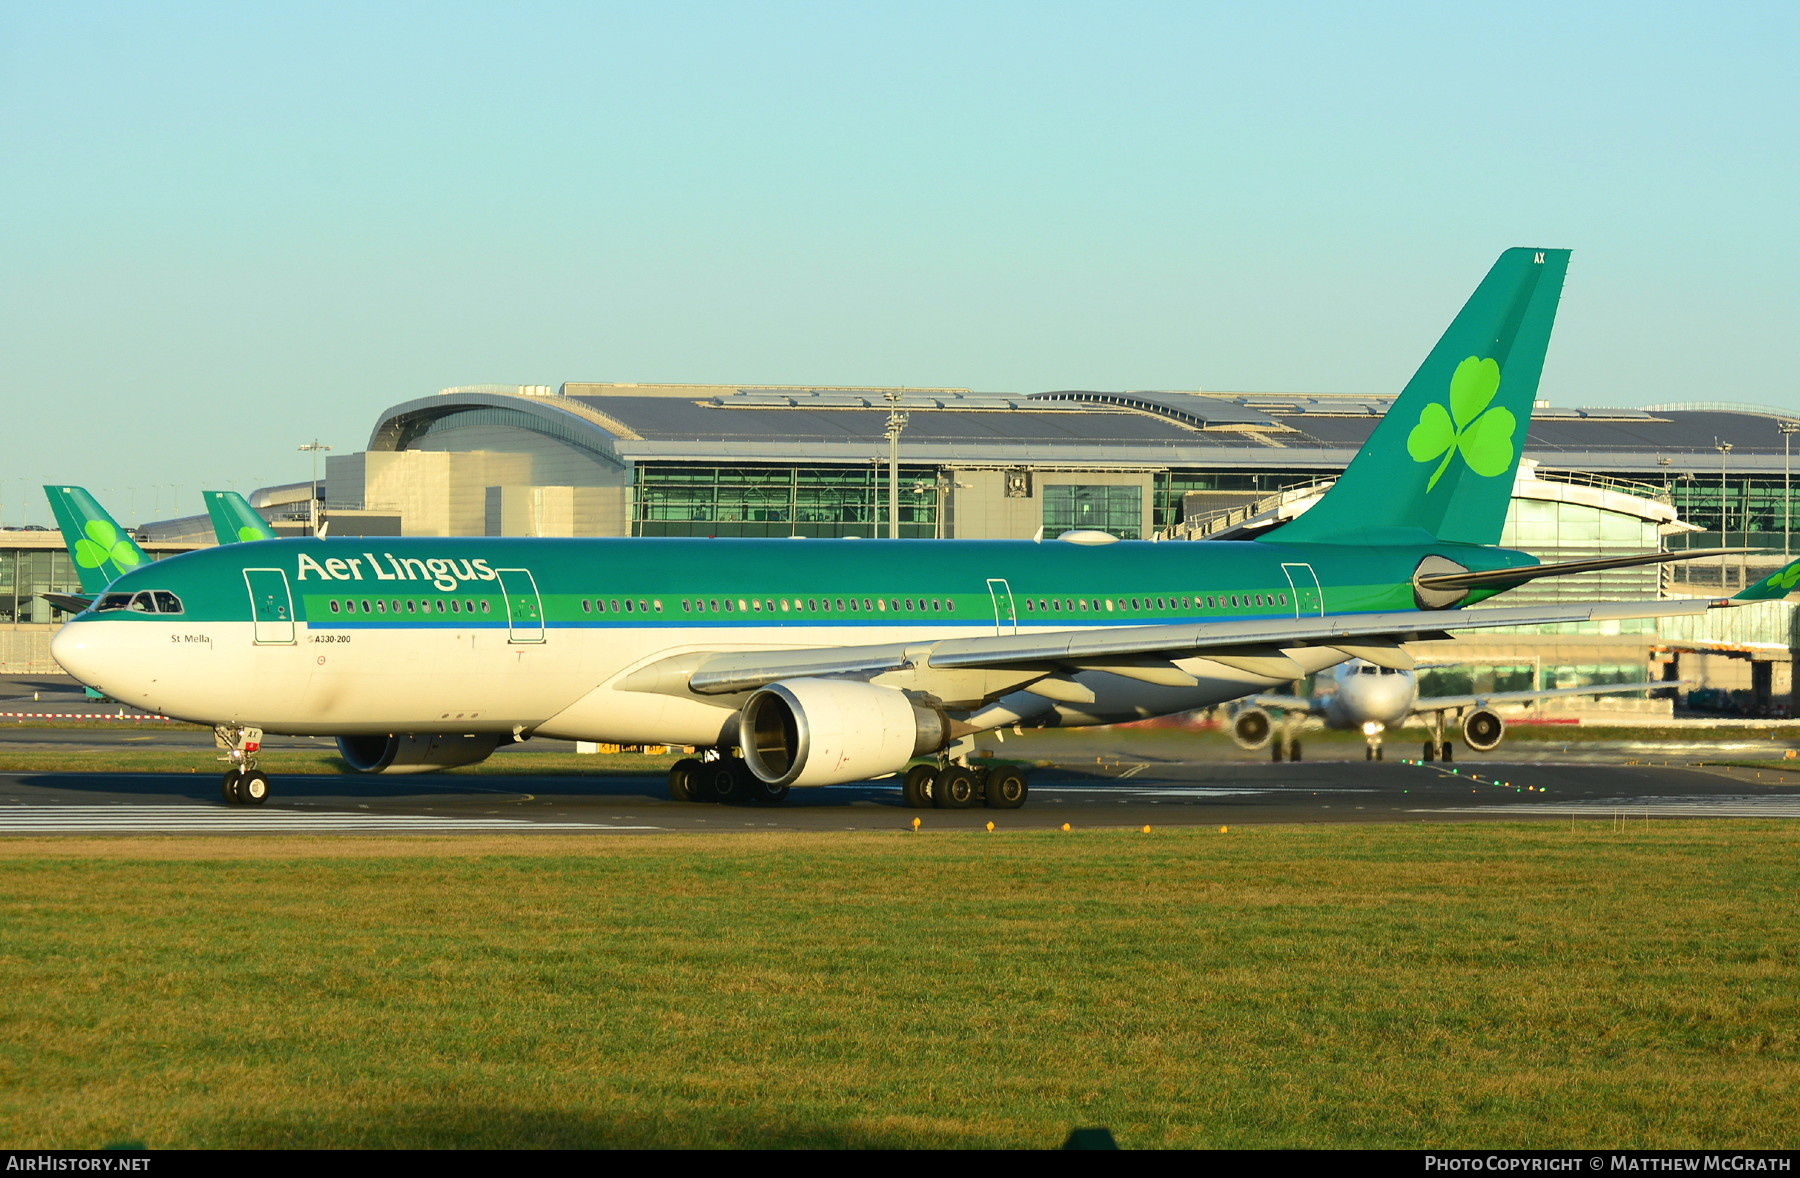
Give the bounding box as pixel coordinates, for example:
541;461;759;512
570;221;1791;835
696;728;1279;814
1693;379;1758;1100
48;248;1798;809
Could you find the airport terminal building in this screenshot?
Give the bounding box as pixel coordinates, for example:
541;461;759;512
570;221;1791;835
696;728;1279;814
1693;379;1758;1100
18;380;1800;709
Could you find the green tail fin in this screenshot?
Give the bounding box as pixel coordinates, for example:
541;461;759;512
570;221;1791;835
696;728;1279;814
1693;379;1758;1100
203;490;279;545
1263;248;1571;547
43;485;152;594
1733;558;1800;602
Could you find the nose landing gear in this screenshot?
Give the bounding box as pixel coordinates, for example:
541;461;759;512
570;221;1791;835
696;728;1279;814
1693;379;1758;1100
216;725;268;807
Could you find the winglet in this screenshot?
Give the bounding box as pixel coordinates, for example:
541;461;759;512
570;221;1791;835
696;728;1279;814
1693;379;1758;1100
1732;558;1800;602
43;485;151;594
202;490;279;545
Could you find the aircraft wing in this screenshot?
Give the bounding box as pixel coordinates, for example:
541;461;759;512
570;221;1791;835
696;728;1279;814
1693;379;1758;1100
674;596;1730;698
40;592;94;615
1412;680;1676;714
1246;694;1321;714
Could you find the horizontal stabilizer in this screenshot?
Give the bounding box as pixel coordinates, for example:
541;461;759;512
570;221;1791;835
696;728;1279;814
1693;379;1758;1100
1417;548;1757;592
41;592;93;615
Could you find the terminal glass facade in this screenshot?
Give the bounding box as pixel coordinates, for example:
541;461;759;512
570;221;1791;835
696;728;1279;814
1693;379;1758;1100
633;464;940;539
0;549;82;625
1664;475;1800;553
1043;485;1143;540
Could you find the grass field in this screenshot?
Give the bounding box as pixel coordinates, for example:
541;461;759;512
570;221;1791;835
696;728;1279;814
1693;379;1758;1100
3;823;1798;1149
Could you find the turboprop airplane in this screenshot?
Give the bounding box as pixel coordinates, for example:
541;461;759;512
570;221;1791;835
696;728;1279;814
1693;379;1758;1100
203;491;280;544
1229;660;1677;763
48;248;1797;811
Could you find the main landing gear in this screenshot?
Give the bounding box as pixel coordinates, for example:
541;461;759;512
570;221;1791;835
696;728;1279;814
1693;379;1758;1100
666;750;790;806
899;761;1029;811
1420;711;1453;762
216;724;269;807
663;749;1032;810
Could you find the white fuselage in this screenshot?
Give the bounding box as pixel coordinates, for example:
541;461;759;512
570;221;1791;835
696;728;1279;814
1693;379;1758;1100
51;613;1354;745
1318;660;1418;732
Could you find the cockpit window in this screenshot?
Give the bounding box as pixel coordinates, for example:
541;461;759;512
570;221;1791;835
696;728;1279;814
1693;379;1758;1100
95;591;183;615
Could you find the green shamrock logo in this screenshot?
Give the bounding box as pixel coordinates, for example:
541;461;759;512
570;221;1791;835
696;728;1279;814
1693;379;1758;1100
1406;356;1516;491
237;525;265;542
1767;564;1800;592
72;520;141;572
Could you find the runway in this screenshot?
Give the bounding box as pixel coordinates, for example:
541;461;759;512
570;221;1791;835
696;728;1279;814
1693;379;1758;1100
1;755;1796;835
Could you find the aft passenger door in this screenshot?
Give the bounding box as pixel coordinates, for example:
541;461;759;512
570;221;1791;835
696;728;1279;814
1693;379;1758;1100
1281;563;1324;618
986;578;1018;635
243;568;296;644
496;568;545;644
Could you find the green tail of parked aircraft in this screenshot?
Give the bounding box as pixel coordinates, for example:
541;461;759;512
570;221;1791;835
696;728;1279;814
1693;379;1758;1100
48;248;1798;810
202;490;280;545
44;484;151;596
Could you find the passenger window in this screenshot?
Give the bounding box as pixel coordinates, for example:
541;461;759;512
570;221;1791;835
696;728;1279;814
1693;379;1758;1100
329;600;340;614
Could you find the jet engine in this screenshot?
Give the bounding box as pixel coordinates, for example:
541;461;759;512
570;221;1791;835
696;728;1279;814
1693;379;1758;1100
1231;707;1274;750
337;733;503;775
738;678;950;788
1461;709;1505;752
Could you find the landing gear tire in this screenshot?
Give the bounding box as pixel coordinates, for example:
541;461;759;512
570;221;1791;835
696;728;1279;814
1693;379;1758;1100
1374;745;1385;762
668;758;703;803
748;775;790;805
1271;742;1284;763
707;759;754;805
1441;743;1453;763
221;770;242;805
1422;742;1436;762
1288;740;1302;762
936;766;978;809
902;764;936;809
237;771;270;806
984;766;1028;809
695;760;737;804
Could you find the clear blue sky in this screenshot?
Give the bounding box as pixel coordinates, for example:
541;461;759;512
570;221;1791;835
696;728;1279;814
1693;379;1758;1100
3;1;1795;525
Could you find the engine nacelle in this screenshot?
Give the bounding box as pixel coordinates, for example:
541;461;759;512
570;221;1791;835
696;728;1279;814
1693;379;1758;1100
336;733;504;775
1231;706;1274;750
738;678;949;788
1461;709;1505;752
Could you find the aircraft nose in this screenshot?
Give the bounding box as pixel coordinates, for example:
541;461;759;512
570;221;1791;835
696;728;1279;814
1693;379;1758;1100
50;619;106;690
